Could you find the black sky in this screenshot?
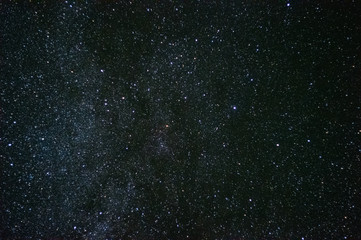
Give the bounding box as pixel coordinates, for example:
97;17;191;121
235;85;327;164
1;1;361;239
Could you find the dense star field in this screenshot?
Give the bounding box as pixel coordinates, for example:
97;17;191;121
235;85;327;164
1;1;361;239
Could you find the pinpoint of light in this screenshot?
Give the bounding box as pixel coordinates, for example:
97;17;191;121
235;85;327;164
287;3;290;6
232;106;237;110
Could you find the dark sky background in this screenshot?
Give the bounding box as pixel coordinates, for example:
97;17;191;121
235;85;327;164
1;1;361;239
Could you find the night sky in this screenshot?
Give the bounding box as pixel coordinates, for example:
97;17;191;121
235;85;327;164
1;1;361;239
